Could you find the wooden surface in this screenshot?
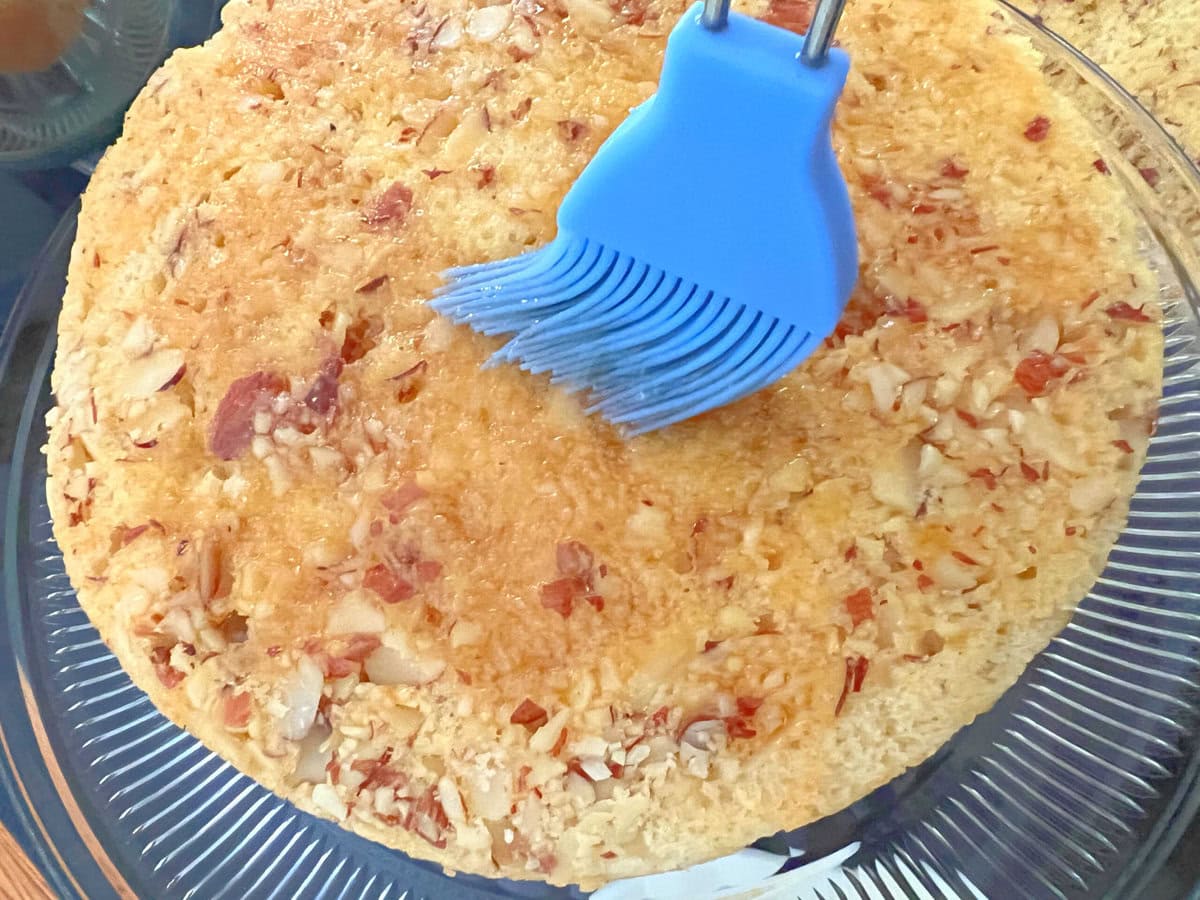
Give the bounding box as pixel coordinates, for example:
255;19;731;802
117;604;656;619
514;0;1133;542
0;821;54;900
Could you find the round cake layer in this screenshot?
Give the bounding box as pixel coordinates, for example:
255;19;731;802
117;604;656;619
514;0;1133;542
47;0;1162;887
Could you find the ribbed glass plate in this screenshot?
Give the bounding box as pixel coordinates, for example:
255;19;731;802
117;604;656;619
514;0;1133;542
2;4;1200;898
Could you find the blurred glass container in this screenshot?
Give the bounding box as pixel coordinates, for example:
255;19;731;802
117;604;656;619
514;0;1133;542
0;0;225;171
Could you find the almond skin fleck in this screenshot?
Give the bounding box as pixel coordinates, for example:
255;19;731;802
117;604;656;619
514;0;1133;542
510;698;549;730
362;183;414;227
940;158;969;179
540;576;584;617
844;588;874;628
763;0;814;33
1014;351;1069;397
1105;302;1152;323
556;119;588;143
356;275;389;293
209;371;288;460
363;564;415;603
1023;115;1051;142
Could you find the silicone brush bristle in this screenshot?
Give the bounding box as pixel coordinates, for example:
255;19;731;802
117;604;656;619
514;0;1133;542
433;235;818;434
431;2;857;435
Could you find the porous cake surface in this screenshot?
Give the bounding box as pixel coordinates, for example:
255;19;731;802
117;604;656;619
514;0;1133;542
1016;0;1200;161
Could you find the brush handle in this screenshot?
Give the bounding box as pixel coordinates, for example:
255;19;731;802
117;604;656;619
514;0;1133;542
699;0;731;30
557;3;855;339
800;0;849;66
700;0;847;67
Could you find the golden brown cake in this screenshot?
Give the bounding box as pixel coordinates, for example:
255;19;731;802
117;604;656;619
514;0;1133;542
46;0;1162;888
1015;0;1200;161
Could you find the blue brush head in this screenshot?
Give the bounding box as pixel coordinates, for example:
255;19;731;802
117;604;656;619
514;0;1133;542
433;1;857;434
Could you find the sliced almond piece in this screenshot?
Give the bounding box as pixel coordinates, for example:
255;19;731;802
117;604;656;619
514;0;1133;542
364;646;446;685
124;348;186;398
467;5;511;41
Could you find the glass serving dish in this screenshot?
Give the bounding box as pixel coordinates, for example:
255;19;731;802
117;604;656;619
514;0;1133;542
2;4;1199;898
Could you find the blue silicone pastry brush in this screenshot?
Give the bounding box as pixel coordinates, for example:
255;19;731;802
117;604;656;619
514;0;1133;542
432;0;857;434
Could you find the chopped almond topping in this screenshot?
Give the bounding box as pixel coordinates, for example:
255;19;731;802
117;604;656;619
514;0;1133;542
150;645;185;688
223;690;252;728
764;0;814;32
355;274;388;293
1023;115;1051;142
736;696;763;716
209;371;287;460
391;360;429;403
1105;302;1152;323
970;468;998;490
556;119;588;143
550;727;568;756
1014;351;1069;397
844;588;874;628
540;576;584;617
363;564;415;603
304;356;343;415
888;296;928;323
382;481;427;514
724;717;756;739
940;158;969;179
511;698;549;730
362;182;414;227
835;656;870;715
556;540;595;577
341;315;382;363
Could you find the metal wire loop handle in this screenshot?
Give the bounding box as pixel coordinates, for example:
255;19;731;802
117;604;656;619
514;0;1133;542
700;0;849;67
699;0;732;30
800;0;849;65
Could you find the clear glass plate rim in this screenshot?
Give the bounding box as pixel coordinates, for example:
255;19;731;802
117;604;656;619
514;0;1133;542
0;205;130;899
0;2;1199;895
